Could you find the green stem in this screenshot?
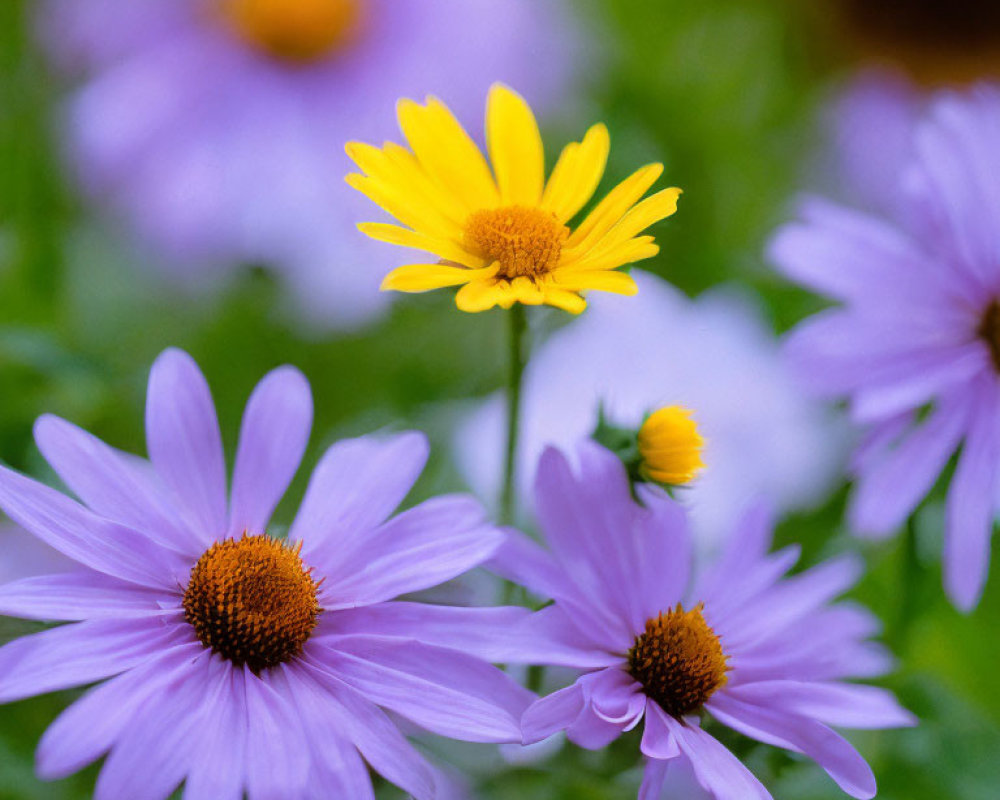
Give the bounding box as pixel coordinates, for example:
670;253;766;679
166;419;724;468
500;304;528;525
892;515;921;652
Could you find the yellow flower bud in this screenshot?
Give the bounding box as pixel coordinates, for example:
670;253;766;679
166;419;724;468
637;406;705;486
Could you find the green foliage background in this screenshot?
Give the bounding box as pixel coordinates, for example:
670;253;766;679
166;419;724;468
0;0;997;797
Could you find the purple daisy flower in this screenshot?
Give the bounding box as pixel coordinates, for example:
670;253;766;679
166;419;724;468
0;348;533;799
771;85;1000;610
492;441;913;800
39;0;577;328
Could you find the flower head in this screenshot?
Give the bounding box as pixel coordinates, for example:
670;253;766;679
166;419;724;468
490;441;913;800
39;0;576;327
637;405;706;486
0;348;532;799
771;85;1000;610
347;84;681;313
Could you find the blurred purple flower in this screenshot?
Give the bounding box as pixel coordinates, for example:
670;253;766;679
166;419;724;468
39;0;578;328
827;70;922;215
495;441;913;800
772;85;1000;610
453;269;844;551
0;348;532;799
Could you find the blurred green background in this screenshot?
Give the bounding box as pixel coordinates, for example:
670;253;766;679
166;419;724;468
1;0;998;798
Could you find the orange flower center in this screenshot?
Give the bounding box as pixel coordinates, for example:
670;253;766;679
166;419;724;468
183;534;321;672
217;0;363;63
627;604;729;717
465;206;569;281
978;299;1000;373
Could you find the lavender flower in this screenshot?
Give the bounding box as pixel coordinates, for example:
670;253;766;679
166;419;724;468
494;441;913;799
772;85;1000;610
39;0;576;328
0;348;532;799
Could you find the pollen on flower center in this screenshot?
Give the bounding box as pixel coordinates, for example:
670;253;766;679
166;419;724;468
183;534;321;672
465;206;569;281
217;0;363;63
627;604;728;718
977;299;1000;372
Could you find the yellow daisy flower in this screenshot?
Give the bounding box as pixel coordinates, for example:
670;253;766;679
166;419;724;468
345;83;681;314
637;405;706;486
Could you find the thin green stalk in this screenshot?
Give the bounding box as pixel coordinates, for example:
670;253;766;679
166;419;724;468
892;514;921;652
500;304;527;525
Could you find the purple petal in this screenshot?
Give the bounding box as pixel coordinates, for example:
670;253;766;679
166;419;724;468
37;641;204;780
0;617;190;702
581;666;646;727
291;431;428;558
708;693;876;799
501;606;622;669
316;601;533;664
566;708;625;750
0;464;188;589
725;681;916;729
321;496;502;608
944;387;1000;611
912;91;1000;290
302;729;376;800
769;196;939;303
532;445;642;643
33;414;202;553
244;672;310;799
664;716;772;800
638;758;669;800
849;392;968;538
490;530;627;653
94;652;215;800
521;683;585;744
145;348;227;544
634;483;691;618
288;663;435;800
849;347;984;423
721;554;862;652
0;571;166;621
696;501;778;609
182;660;247;800
318;636;533;743
641;703;680;760
487;527;567;599
228;365;312;537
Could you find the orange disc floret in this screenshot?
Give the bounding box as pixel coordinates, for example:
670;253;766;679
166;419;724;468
183;533;321;673
627;604;728;718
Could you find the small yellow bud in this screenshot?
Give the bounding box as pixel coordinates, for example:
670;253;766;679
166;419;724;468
637;406;705;486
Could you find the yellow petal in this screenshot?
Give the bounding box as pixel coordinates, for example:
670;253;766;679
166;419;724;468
357;223;486;268
346;143;464;227
541;288;587;314
345;173;461;242
379;143;471;224
565;163;663;251
587;187;681;253
486;84;544;206
551;269;638;295
508;276;546;306
561;236;659;272
345;139;468;240
541;123;610;222
455;279;504;312
397;97;500;213
381;263;496;293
